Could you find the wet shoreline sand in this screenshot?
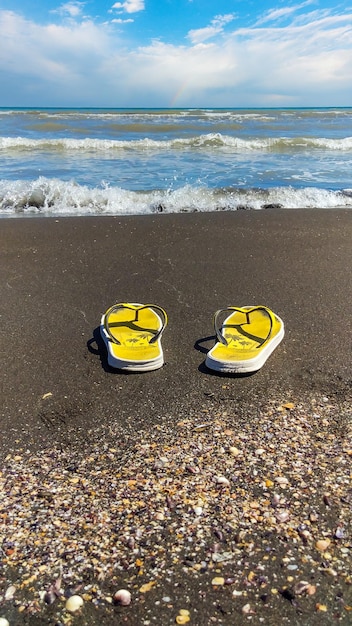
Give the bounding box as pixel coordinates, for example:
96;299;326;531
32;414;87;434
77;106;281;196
0;209;351;624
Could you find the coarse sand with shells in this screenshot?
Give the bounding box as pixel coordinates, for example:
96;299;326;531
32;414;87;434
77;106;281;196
1;395;352;625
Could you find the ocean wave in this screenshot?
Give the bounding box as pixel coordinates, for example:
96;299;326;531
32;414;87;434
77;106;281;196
1;178;352;217
2;134;352;153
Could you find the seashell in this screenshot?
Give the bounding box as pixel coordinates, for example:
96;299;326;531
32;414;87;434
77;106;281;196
139;581;156;593
335;526;344;539
44;590;57;605
4;585;16;601
193;506;203;516
212;551;233;563
193;423;210;431
293;581;310;596
213;528;223;541
65;595;84;612
216;476;230;486
275;476;289;485
322;567;337;577
315;539;330;552
166;495;176;510
113;589;131;606
176;616;190;625
211;577;225;586
271;493;280;504
276;511;290;523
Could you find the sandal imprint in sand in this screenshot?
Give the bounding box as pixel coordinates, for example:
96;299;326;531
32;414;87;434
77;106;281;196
205;305;284;374
100;302;168;371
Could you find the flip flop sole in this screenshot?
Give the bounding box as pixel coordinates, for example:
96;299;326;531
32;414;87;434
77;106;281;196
100;320;165;371
206;307;284;374
100;302;166;372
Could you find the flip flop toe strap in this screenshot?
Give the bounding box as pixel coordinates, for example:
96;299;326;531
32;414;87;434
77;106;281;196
104;303;168;345
213;306;274;348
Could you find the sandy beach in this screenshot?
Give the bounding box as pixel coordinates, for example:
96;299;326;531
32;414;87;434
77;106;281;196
0;209;352;625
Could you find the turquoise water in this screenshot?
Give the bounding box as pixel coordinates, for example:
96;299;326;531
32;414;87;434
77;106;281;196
1;107;352;216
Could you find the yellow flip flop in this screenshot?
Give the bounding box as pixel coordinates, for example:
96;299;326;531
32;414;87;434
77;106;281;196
100;302;168;371
205;305;284;374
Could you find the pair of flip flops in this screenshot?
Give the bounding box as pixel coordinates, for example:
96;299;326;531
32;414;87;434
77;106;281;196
100;302;284;373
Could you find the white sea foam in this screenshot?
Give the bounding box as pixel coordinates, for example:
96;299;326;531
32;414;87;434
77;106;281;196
2;134;352;153
1;178;351;217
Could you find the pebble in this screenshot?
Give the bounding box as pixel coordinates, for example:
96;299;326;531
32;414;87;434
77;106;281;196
0;619;10;626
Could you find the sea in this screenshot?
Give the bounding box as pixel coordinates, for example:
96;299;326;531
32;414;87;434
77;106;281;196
1;107;352;217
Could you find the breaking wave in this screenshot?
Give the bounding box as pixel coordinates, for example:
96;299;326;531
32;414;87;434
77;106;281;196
2;134;352;153
1;178;352;217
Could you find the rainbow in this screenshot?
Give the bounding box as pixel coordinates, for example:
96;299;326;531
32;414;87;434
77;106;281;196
169;81;190;107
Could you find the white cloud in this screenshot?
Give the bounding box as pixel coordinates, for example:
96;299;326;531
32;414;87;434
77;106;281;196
0;10;113;104
55;2;85;18
111;18;134;23
256;1;316;25
111;0;145;14
0;6;352;107
188;13;235;44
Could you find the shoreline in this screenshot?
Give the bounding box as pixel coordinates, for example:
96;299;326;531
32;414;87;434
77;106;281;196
0;209;351;624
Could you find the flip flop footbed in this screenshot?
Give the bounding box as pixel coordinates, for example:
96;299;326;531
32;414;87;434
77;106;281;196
100;303;165;371
206;306;284;373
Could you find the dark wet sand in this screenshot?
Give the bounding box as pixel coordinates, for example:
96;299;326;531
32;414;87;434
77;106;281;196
1;209;351;455
0;209;352;625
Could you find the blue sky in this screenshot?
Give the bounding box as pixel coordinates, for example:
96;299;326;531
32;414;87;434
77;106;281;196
0;0;352;107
